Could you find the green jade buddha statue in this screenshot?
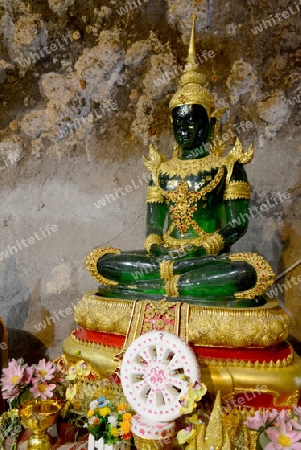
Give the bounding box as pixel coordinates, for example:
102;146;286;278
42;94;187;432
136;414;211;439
86;16;275;306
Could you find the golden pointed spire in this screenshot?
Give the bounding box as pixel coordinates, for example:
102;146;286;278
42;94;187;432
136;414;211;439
169;15;214;118
221;432;231;450
204;390;223;450
186;14;198;68
196;391;224;450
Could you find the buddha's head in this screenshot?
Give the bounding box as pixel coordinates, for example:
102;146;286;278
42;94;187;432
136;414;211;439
169;15;221;151
172;104;210;149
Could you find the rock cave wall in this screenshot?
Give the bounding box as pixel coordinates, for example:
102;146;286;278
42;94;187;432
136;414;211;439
0;0;300;361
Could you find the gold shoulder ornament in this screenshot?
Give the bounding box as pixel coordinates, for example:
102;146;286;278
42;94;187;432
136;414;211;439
143;143;166;188
225;137;254;184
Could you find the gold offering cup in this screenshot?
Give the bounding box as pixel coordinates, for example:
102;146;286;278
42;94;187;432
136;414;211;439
20;400;60;450
133;434;173;450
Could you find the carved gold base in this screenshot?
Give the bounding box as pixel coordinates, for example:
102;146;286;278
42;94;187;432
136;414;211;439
74;290;289;348
62;290;301;413
62;331;301;409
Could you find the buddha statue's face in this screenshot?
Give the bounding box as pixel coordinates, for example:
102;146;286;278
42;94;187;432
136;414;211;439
172;104;209;150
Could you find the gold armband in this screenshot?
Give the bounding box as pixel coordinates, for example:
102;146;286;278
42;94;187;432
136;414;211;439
165;275;180;297
202;233;225;255
160;260;174;280
144;234;163;253
223;181;252;200
146;186;164;203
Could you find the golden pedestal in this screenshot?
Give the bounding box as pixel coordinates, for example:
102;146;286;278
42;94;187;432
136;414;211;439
63;290;301;410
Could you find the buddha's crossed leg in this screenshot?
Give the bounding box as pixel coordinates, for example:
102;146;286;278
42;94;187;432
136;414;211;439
86;248;275;303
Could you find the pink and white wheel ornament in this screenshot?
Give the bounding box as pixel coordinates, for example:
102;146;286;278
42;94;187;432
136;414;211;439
120;331;200;422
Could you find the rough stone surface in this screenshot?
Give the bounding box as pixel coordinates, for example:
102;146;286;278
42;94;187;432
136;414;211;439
258;92;290;138
226;60;259;105
0;0;300;361
48;0;74;16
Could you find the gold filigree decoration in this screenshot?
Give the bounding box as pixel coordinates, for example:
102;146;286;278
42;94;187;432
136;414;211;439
223;181;252;200
197;350;293;369
211;106;229;141
117;299;181;357
164;181;202;235
202;232;225;255
179;302;190;342
163;168;224;237
188;300;289;347
230;253;275;298
163;231;211;248
172;142;181;158
74;291;134;335
159;260;174;280
287;389;301;407
159;154;224;178
146;186;164;203
74;292;289;348
144;234;163;253
225;138;254;184
165;275;180;297
143;143;165;188
85;247;121;286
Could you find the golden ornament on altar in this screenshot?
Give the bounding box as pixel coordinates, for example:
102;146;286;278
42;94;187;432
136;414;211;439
20;400;60;450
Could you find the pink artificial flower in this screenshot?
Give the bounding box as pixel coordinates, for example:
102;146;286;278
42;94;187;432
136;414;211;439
245;410;277;431
29;380;56;400
266;420;301;450
1;359;25;391
273;409;290;427
22;366;33;385
290;419;301;432
294;407;301;419
34;359;56;381
293;407;301;429
2;385;20;401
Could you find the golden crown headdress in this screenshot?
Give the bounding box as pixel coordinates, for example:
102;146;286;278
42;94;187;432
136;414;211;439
169;15;215;119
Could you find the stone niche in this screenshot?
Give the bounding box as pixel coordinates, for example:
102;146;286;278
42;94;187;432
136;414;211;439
0;0;300;360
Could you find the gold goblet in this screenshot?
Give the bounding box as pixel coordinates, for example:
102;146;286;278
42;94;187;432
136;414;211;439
20;400;60;450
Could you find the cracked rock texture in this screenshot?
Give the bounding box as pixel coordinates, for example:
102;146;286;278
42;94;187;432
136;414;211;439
0;0;300;360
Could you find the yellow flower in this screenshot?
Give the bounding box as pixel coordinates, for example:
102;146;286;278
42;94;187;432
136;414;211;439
177;427;196;445
122;413;132;421
99;406;111;417
87;410;95;418
111;427;120;437
75;360;91;377
118;403;127;412
65;384;78;401
121;421;131;434
187;381;207;402
66;366;77;381
179;394;196;415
